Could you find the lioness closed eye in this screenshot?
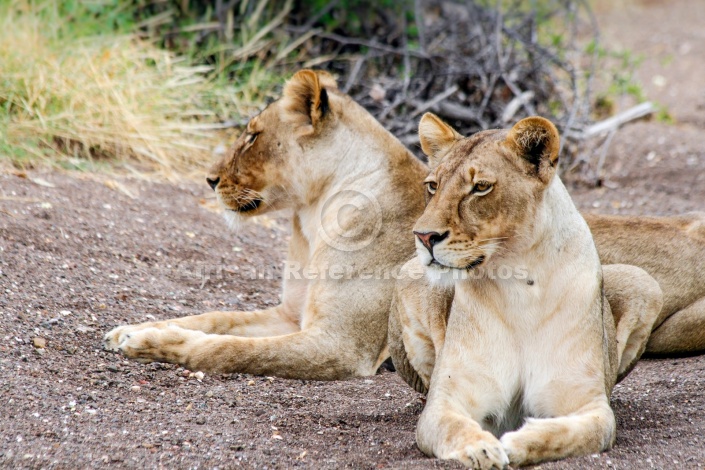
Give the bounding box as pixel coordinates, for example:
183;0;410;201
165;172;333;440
390;114;663;468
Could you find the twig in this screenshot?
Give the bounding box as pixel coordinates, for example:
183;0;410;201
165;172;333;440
501;91;534;122
581;102;657;139
594;128;618;181
301;0;342;31
294;29;431;59
411;85;459;118
414;0;426;53
434;101;478;124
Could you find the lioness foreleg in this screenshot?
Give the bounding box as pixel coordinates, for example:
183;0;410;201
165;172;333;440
500;401;615;466
104;306;300;351
105;275;388;379
106;325;363;379
417;396;510;470
388;259;453;394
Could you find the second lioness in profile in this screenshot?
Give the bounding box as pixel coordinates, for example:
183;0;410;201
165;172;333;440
390;114;664;468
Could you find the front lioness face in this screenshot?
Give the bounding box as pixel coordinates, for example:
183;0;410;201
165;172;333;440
413;114;560;277
206;70;337;221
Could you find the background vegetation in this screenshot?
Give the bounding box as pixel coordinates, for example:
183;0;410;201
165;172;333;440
0;0;646;177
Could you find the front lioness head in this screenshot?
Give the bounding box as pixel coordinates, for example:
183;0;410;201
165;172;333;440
206;69;338;224
414;113;560;279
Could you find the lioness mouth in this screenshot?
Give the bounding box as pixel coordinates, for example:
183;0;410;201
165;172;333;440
464;255;485;270
429;255;486;270
235;199;262;213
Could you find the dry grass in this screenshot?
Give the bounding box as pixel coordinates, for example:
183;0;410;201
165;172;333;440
0;1;270;178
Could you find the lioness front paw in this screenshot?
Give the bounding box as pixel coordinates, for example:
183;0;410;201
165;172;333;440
105;324;204;365
500;430;528;465
446;433;509;470
104;324;144;351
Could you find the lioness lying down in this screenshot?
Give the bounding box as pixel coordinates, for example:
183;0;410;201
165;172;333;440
104;69;705;381
389;115;664;468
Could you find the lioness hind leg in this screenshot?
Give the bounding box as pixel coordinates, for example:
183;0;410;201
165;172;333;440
104;307;299;351
646;296;705;355
602;264;663;382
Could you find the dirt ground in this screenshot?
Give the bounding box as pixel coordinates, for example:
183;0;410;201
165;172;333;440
2;0;705;468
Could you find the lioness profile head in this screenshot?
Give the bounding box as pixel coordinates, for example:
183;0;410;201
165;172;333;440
414;113;560;280
206;70;339;226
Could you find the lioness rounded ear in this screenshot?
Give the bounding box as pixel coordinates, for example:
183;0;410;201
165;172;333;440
282;69;336;133
418;113;463;169
505;116;560;183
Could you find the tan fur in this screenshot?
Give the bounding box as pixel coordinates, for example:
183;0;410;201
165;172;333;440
585;212;705;354
390;115;663;468
103;70;428;379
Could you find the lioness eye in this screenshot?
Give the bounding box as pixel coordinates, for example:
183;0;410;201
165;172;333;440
473;182;493;196
426;181;438;195
246;132;259;144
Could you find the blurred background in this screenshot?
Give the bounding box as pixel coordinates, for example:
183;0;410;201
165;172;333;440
3;0;700;182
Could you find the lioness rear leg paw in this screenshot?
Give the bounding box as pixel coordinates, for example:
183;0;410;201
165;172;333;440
446;435;509;470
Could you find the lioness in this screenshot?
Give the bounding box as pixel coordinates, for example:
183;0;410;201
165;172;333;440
103;70;428;378
390;114;664;468
104;69;704;381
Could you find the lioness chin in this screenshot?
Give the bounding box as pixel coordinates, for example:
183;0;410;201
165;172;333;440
391;114;663;468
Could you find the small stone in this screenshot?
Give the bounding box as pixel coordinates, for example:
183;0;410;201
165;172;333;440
181;369;191;377
205;390;214;398
106;365;120;373
193;371;204;381
195;416;206;425
247;380;255;386
60;310;71;316
32;337;46;349
130;385;141;392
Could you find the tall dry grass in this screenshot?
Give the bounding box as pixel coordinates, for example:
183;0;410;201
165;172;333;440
0;1;268;177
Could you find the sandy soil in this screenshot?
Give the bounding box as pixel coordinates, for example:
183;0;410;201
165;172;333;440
1;0;705;468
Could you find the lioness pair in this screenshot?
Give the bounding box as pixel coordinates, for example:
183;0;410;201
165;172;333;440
105;70;705;467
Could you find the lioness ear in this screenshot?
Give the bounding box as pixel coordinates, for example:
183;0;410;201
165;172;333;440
418;113;463;168
505;116;560;183
282;69;335;134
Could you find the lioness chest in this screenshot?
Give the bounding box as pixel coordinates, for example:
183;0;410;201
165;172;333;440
439;257;606;436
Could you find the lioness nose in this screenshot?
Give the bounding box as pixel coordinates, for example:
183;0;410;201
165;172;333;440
413;231;449;253
206;176;220;191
